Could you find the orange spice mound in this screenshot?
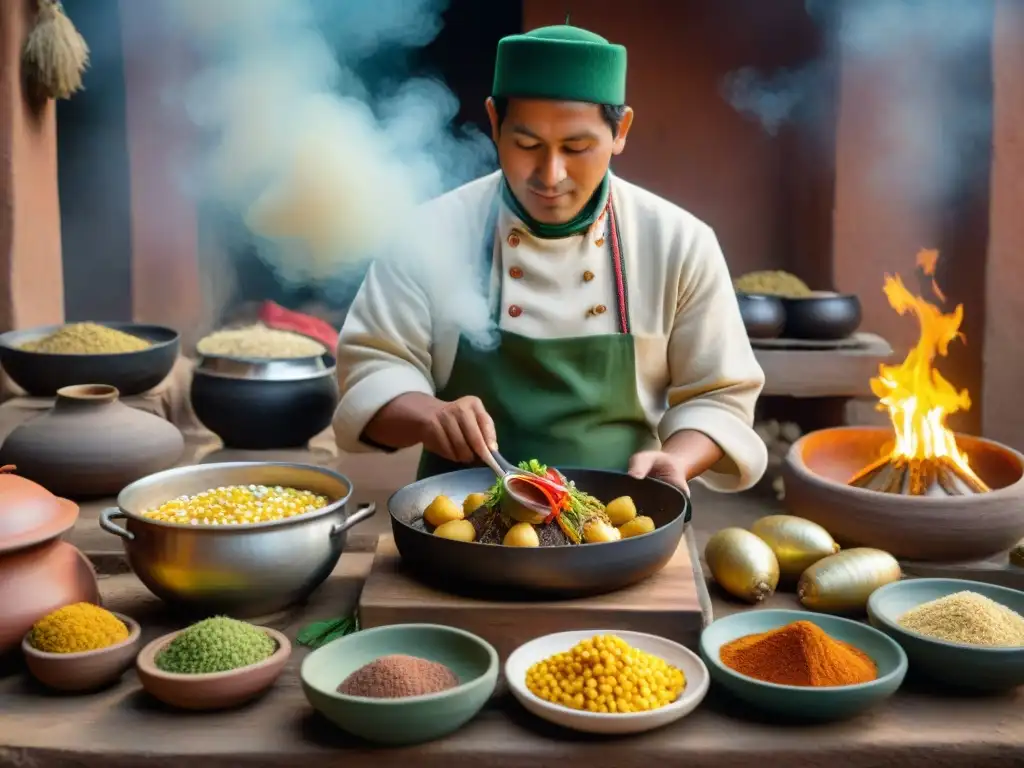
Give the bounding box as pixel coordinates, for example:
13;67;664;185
720;620;878;687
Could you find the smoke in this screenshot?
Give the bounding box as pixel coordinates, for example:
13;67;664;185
722;0;993;204
166;0;498;346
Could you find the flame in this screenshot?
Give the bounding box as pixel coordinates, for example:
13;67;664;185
871;249;983;483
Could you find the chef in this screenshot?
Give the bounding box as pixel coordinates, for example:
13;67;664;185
332;23;767;494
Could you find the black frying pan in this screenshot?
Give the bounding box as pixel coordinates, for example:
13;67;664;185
388;467;691;599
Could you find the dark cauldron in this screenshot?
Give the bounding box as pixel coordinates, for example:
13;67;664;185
736;293;785;339
189;355;338;450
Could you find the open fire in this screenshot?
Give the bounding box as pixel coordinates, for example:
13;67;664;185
848;249;990;497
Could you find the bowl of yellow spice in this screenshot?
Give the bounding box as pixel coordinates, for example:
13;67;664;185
505;630;709;735
0;321;179;397
22;603;141;692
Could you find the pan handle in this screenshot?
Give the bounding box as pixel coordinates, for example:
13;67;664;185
330;502;376;537
99;508;135;541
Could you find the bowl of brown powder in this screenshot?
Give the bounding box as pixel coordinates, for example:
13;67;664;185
868;578;1024;691
300;623;498;745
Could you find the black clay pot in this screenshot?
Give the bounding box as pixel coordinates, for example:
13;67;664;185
782;292;862;341
189;355;338;450
736;293;786;339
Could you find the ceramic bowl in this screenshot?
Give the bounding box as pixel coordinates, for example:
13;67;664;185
22;612;141;692
782;426;1024;561
301;623;498;746
505;629;709;735
736;293;785;339
867;578;1024;691
700;609;907;721
0;322;179;397
136;626;291;710
781;292;862;340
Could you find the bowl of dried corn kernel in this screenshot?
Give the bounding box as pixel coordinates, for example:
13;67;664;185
99;462;376;617
505;630;709;735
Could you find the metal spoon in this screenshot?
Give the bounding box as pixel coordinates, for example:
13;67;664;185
482;450;566;524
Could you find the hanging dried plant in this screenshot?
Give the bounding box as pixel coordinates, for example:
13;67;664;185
22;0;90;100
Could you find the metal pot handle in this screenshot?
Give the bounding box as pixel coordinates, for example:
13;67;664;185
99;508;135;541
330;502;376;537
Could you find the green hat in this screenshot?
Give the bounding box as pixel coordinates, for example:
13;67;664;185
492;25;627;106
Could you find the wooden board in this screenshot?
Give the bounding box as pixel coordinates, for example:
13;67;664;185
750;332;874;350
358;533;710;660
754;332;894;398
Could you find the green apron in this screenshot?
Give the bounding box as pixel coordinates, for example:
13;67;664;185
417;187;653;479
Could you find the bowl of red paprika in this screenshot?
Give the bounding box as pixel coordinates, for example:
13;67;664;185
699;609;907;721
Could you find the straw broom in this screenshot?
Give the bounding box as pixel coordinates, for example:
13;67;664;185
22;0;90;100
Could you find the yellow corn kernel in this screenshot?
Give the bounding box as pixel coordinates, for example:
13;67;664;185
523;633;686;713
141;485;330;526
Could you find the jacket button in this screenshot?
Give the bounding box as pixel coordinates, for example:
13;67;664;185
594;237;605;248
509;266;524;279
507;230;521;248
583;270;595;282
594;304;607;315
508;305;523;318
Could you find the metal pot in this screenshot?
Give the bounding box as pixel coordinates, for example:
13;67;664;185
189;354;338;450
99;462;375;617
389;467;690;598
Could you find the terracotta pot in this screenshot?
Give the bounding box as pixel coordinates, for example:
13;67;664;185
0;539;100;654
782;426;1024;561
0;384;184;498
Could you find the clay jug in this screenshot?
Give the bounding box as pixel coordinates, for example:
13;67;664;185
0;466;99;654
0;384;185;498
0;540;100;653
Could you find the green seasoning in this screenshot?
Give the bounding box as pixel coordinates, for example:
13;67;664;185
156;617;276;674
492;25;627;106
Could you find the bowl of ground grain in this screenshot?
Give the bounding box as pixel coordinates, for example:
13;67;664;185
136;616;291;710
189;325;336;449
301;623;498;745
0;322;179;396
22;604;141;692
699;609;907;721
868;578;1024;691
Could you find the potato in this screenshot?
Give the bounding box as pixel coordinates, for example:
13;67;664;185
605;496;637;526
583;519;622;544
503;522;540;547
618;515;655;539
433;519;476;542
463;492;489;516
424;495;463;528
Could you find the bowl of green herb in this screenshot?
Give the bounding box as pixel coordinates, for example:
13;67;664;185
136;616;291;710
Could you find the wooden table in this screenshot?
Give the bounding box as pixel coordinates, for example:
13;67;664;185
1;438;1021;767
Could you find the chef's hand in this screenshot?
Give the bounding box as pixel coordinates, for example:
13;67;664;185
628;451;690;495
419;396;498;465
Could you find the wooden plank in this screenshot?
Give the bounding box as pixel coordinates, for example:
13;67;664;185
359;534;707;659
756;332;893;397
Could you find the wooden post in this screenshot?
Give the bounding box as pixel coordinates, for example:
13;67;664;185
119;0;204;346
982;0;1024;451
0;0;64;332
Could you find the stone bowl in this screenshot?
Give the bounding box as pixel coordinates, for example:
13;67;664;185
22;612;141;692
782;426;1024;561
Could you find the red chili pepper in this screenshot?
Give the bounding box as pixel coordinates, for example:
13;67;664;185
511;474;567;522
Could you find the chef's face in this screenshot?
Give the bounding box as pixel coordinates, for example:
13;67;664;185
486;97;633;224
